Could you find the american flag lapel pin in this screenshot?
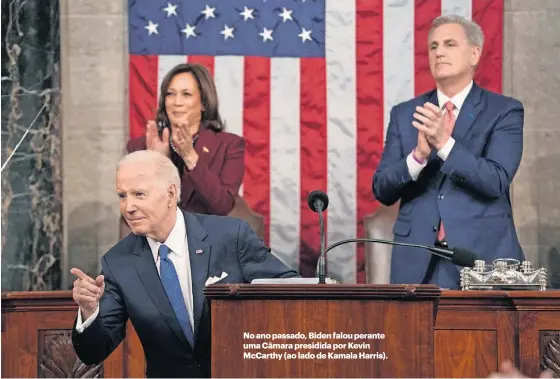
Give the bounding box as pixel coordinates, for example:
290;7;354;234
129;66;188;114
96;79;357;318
196;249;203;254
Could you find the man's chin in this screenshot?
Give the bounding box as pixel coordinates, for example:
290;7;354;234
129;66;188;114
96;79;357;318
434;72;452;81
433;70;463;83
129;226;148;236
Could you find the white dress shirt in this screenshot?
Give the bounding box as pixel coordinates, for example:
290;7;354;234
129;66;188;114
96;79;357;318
76;208;195;333
407;80;474;181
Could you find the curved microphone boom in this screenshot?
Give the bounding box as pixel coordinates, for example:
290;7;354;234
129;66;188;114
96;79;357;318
307;189;479;285
307;190;329;284
325;238;478;268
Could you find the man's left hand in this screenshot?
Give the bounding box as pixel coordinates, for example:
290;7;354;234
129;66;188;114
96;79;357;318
412;102;450;150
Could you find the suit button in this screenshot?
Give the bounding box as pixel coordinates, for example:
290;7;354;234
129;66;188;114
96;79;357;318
193;362;200;368
432;226;437;232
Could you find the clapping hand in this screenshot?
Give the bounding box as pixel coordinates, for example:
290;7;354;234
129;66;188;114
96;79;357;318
146;120;171;157
412;102;451;150
171;122;199;170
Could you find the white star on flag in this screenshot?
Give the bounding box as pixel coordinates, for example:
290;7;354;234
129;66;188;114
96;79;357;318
239;6;254;21
181;24;196;39
162;3;177;17
259;27;273;42
201;5;216;20
220;25;235;40
145;20;158;35
279;8;293;22
298;27;312;42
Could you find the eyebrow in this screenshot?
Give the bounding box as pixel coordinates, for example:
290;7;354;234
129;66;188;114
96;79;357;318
167;88;192;93
430;38;458;45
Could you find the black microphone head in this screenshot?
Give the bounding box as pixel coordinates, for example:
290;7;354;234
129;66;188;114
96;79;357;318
451;247;478;267
307;190;329;212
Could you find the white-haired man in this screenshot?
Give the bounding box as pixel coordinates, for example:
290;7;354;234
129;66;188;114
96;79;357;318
373;15;525;289
70;150;299;378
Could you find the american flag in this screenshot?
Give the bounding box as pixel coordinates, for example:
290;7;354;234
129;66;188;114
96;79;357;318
127;0;503;284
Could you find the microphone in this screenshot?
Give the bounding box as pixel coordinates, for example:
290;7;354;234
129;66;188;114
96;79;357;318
325;238;478;268
307;190;329;284
307;190;328;212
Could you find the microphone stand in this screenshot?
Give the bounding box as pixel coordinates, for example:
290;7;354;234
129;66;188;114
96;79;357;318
316;200;327;284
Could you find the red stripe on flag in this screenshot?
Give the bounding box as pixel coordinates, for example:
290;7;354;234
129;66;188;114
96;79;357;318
129;55;158;139
356;0;384;284
299;58;327;278
473;0;503;93
187;55;215;77
414;0;441;96
243;57;271;245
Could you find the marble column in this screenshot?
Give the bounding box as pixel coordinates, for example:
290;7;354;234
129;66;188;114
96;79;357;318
59;0;127;289
1;0;62;291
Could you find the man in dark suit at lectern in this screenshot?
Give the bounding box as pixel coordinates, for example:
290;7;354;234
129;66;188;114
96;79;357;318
373;15;525;289
70;150;299;378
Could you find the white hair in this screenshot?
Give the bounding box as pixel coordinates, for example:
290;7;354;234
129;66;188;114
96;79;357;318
118;150;181;203
429;15;484;53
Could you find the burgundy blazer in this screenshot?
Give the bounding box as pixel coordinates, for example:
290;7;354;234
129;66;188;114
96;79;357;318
127;128;245;216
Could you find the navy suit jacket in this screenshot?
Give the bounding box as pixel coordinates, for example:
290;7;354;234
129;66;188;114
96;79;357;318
72;210;299;378
372;82;525;289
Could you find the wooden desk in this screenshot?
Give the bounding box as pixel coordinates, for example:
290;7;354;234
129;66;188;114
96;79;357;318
435;290;560;378
2;289;559;378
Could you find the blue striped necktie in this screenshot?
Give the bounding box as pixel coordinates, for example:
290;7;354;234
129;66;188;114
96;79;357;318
159;244;194;346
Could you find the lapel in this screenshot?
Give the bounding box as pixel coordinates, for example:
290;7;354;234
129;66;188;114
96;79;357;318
180;128;222;205
132;237;190;347
194;128;221;170
436;82;484;189
451;82;483;143
183;211;211;341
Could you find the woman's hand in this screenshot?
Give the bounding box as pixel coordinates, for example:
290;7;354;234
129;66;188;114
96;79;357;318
146;120;171;157
171;123;199;170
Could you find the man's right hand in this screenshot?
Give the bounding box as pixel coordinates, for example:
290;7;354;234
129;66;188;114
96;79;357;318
71;268;105;320
414;131;431;162
146;120;171;157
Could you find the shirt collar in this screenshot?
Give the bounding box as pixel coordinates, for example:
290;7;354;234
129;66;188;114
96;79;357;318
437;80;473;112
147;208;186;259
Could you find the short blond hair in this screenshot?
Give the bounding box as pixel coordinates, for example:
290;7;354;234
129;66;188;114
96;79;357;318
117;150;181;202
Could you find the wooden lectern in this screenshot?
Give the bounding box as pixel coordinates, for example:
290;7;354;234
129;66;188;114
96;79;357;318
3;289;559;378
204;284;441;378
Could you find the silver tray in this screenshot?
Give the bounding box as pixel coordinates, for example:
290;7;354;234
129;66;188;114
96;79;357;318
460;258;547;291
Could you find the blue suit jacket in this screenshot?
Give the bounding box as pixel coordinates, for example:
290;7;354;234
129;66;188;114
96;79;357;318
372;82;525;289
72;210;299;378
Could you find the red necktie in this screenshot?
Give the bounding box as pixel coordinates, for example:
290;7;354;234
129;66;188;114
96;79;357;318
437;101;456;241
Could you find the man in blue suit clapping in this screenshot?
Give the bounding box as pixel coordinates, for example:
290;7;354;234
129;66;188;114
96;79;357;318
71;150;299;377
373;15;525;289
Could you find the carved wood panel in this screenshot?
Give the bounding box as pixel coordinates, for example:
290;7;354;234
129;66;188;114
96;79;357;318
38;330;103;378
541;332;560;378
